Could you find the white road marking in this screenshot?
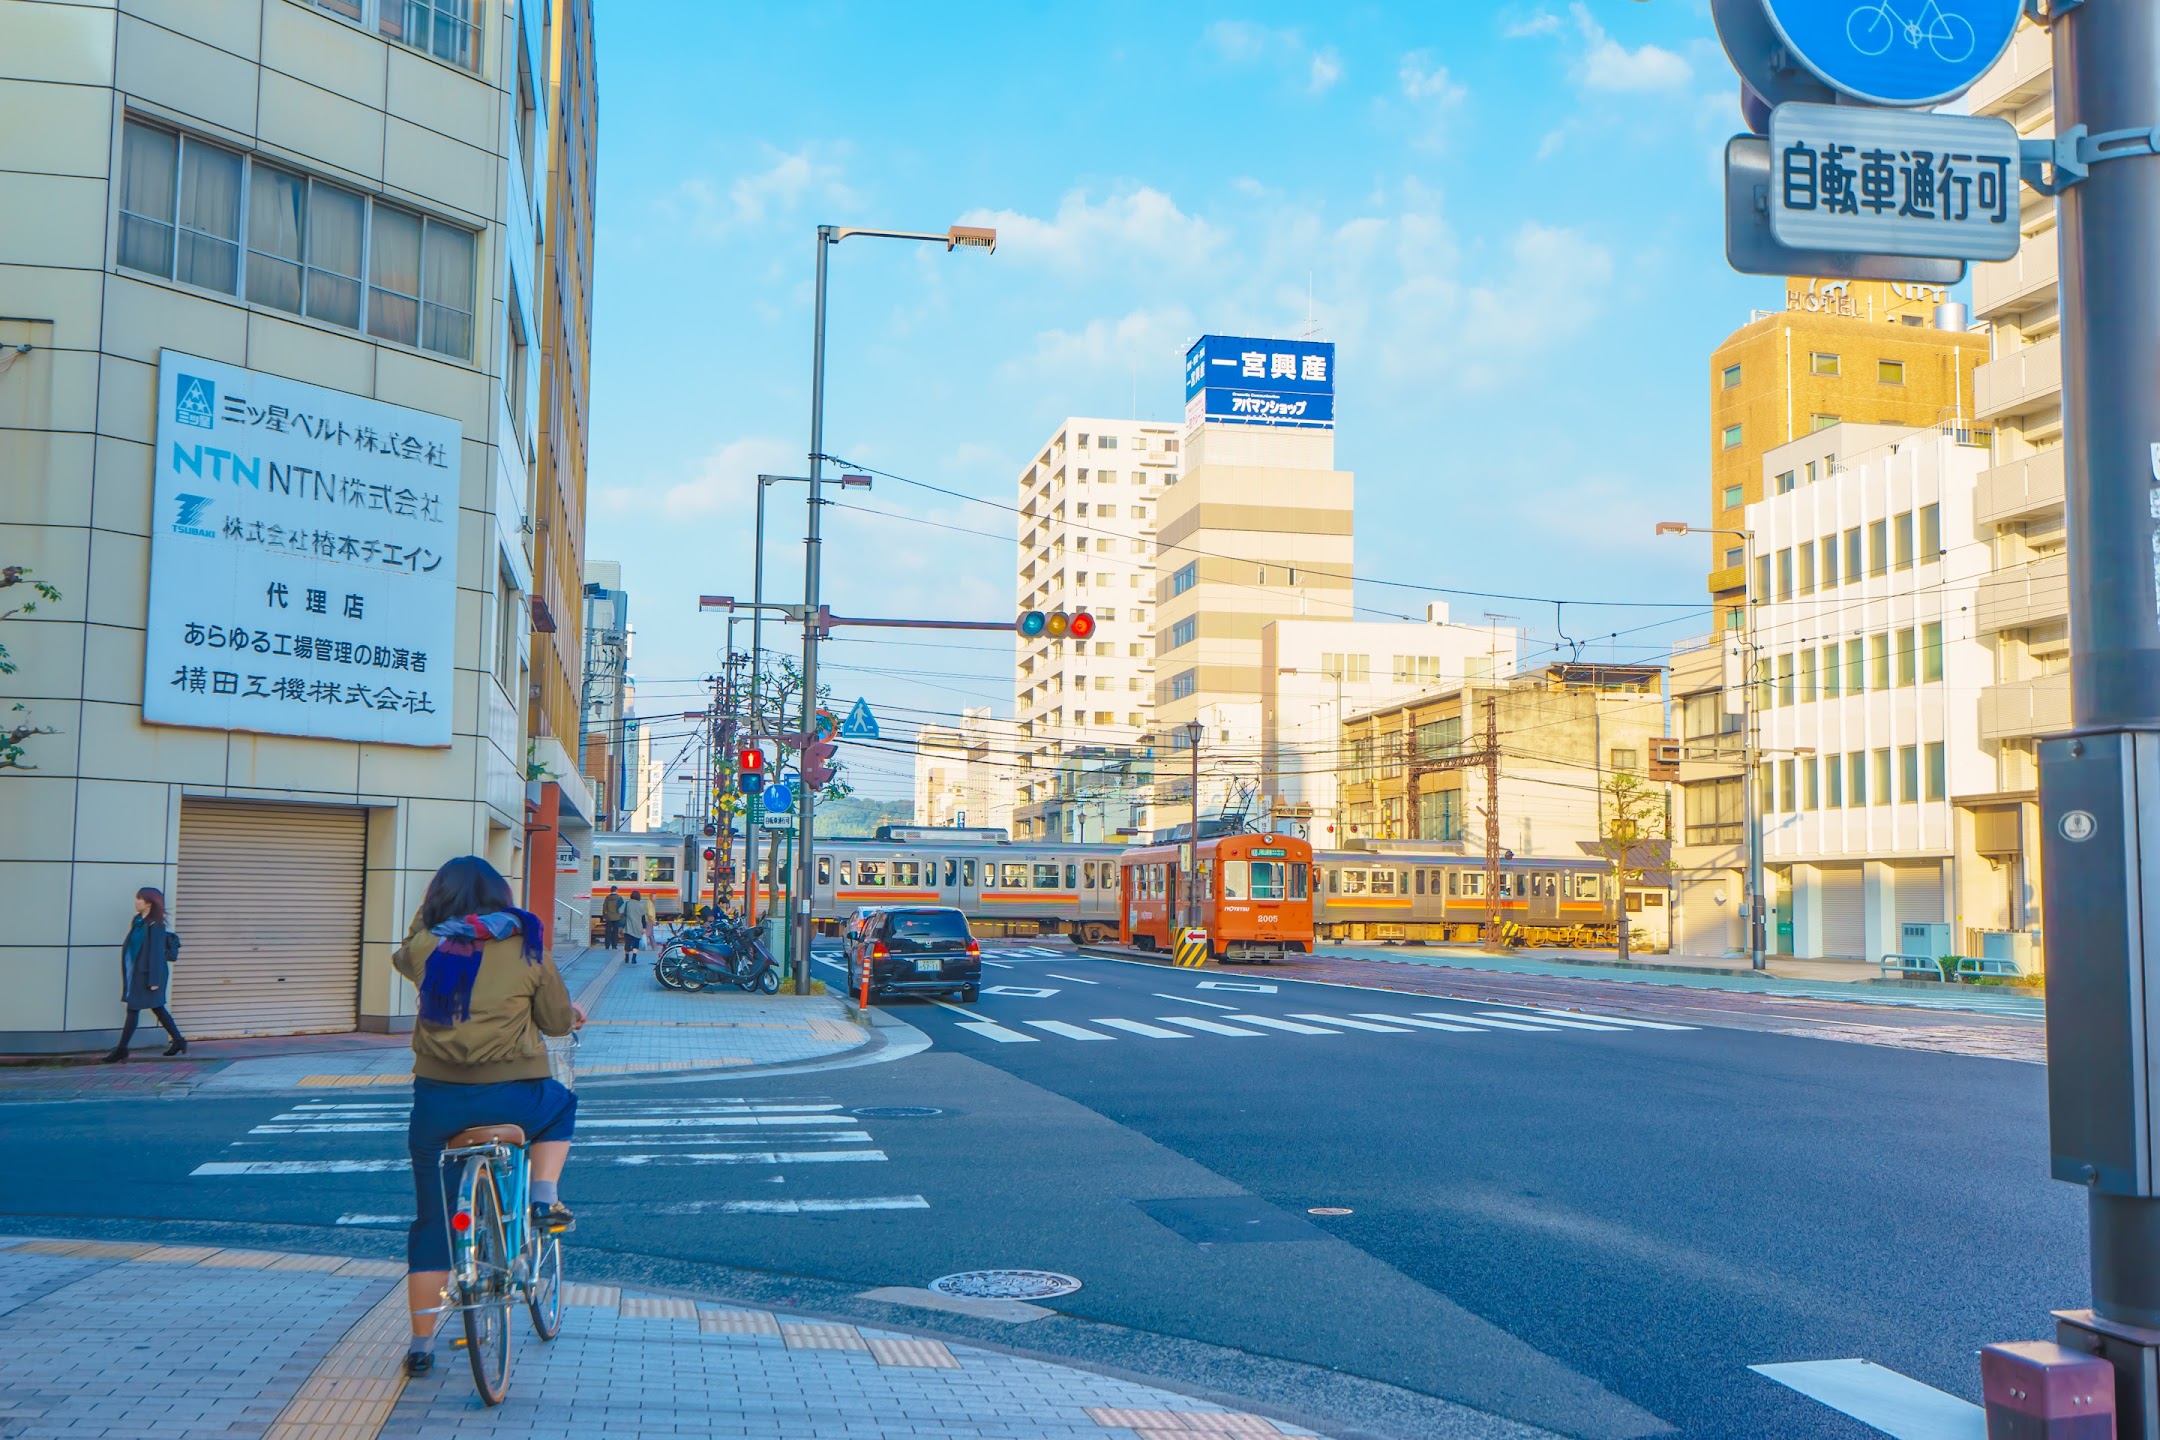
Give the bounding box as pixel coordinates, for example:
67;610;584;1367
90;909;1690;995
707;1196;930;1214
1226;1015;1341;1036
1197;980;1278;993
1358;1014;1485;1033
1512;1008;1697;1032
956;1020;1038;1044
1089;1019;1192;1039
981;961;1013;969
576;1115;856;1128
1290;1013;1413;1033
1472;1011;1628;1032
611;1150;887;1166
1751;1359;1983;1440
1045;973;1099;985
983;986;1059;998
1154;993;1240;1010
1157;1015;1268;1038
250;1123;404;1134
574;1132;873;1147
1416;1012;1553;1032
195;1160;408;1175
1024;1020;1115;1041
336;1213;410;1226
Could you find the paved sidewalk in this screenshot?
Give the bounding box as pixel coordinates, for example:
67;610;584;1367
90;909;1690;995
0;1236;1372;1440
0;947;878;1102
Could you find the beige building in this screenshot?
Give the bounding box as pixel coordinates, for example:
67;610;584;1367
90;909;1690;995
1;0;573;1049
1152;422;1354;827
914;706;1017;834
1963;20;2062;960
1012;416;1181;838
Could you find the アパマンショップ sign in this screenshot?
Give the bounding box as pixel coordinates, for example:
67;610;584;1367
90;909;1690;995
143;351;462;747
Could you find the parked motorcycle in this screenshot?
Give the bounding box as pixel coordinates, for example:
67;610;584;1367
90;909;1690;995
656;913;782;994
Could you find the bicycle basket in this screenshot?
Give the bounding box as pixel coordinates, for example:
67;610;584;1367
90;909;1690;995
544;1031;580;1091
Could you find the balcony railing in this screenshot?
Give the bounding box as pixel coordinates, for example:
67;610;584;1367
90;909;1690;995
1974;236;2058;320
1979;674;2071;741
1974;335;2063;421
1977;551;2069;633
1976;447;2066;527
1966;23;2053;119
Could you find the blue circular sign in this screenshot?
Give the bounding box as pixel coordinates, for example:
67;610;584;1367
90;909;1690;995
763;782;793;813
1762;0;2021;107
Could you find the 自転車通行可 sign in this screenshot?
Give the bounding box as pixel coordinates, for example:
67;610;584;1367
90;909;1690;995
1770;104;2021;263
1761;0;2021;108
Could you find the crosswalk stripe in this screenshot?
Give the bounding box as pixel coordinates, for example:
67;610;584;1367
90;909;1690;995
195;1160;406;1175
1355;1013;1485;1033
1045;973;1099;984
1472;1011;1628;1032
1024;1020;1115;1041
1228;1015;1341;1036
955;1020;1038;1043
1508;1008;1696;1032
1153;993;1240;1010
1416;1012;1553;1032
1089;1019;1192;1039
1290;1013;1413;1033
1157;1015;1268;1037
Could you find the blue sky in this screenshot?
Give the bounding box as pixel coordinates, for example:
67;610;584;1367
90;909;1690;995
584;0;1785;802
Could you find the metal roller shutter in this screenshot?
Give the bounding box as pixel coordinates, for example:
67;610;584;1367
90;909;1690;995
171;799;365;1038
1819;866;1864;958
1894;861;1946;927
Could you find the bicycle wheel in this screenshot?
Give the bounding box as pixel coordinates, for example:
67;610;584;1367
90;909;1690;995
526;1231;563;1340
1929;11;1975;63
456;1158;513;1405
1846;5;1894;56
655;946;689;990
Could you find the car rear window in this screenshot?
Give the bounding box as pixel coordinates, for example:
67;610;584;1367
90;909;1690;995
886;909;970;941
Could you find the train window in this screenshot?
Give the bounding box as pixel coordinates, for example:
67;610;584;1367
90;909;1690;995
1289;863;1308;900
1446;870;1458;897
1370;869;1395;896
945;859;957;887
961;859;976;886
1327;867;1340;894
1065;862;1077;889
607;856;639;882
591;857;601;881
1575;874;1601;900
1415;869;1425;896
645;857;676;883
1341;869;1369;896
860;861;887;887
1249;861;1286;901
1462;871;1483;897
1028;862;1056;888
1223;861;1247;899
817;857;831;886
1082;862;1096;890
839;861;854;885
1004;863;1032;888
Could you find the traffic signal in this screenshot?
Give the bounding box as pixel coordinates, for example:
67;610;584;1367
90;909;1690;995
804;737;838;789
703;847;716;861
737;745;765;796
1016;608;1094;639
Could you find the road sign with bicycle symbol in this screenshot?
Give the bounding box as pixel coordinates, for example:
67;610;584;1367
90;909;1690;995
1760;0;2019;106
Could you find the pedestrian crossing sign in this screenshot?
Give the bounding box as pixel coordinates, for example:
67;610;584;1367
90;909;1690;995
1174;928;1209;968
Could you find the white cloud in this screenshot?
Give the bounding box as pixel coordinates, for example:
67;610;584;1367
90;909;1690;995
1503;9;1562;39
1010;305;1198;383
1203;21;1342;94
641;435;800;518
660;145;855;241
1308;46;1344;95
1570;3;1691;93
1396;51;1469;148
959;189;1221;274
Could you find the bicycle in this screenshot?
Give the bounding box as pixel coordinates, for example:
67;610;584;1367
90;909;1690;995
1846;0;1976;63
429;1032;577;1404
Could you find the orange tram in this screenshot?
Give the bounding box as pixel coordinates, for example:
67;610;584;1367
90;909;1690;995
1119;832;1314;963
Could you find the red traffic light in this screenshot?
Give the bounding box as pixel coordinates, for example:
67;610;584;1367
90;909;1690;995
703;847;716;861
737;747;764;773
1067;610;1096;640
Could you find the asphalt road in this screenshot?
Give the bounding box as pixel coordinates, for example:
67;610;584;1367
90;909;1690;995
4;942;2078;1440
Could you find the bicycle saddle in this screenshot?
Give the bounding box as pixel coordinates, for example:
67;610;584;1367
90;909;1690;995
447;1124;527;1148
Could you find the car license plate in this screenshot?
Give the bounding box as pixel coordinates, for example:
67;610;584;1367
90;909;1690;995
913;957;941;973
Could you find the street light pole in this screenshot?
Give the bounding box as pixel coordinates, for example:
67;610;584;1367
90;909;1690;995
790;222;996;995
1657;521;1763;969
1184;718;1204;932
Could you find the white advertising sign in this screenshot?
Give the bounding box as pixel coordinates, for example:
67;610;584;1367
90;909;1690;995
145;352;462;746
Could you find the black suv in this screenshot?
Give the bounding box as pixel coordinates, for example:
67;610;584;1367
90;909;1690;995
846;906;982;1003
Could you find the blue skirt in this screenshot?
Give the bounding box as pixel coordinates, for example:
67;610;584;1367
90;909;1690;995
406;1076;577;1271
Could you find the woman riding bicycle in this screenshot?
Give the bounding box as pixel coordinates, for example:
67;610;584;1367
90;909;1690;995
393;855;584;1377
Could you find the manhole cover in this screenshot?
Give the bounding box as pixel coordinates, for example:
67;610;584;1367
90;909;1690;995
1308;1207;1354;1216
853;1106;947;1118
929;1270;1081;1300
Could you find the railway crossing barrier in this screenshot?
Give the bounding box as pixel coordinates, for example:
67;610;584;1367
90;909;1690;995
1174;928;1209;968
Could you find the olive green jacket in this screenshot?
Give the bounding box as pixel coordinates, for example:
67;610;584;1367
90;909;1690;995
393;911;575;1084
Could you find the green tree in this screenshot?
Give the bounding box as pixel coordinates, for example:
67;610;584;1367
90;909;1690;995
1596;770;1667;963
0;565;61;771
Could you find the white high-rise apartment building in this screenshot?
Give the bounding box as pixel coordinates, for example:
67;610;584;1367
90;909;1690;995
1013;418;1183;839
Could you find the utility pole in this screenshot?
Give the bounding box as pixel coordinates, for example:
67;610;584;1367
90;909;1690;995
2036;0;2160;1420
1184;718;1204;932
1400;691;1504;945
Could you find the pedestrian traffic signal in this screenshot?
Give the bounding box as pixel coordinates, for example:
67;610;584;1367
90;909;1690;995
737;745;766;796
1016;608;1094;639
804;737;838;789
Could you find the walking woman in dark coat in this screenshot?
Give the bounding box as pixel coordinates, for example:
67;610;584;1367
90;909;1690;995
103;886;185;1062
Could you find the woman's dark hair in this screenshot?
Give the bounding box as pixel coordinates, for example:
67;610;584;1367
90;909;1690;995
135;887;166;925
418;856;514;931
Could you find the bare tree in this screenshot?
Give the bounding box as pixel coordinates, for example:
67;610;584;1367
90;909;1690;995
0;565;61;771
1596;770;1667;964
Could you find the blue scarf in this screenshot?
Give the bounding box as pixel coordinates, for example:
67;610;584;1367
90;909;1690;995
417;908;542;1025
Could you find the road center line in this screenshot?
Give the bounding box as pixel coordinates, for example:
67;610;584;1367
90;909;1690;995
1153;993;1240;1010
1045;973;1099;985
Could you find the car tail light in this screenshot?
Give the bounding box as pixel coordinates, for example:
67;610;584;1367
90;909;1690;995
451;1209;472;1233
966;940;980;957
871;942;888;959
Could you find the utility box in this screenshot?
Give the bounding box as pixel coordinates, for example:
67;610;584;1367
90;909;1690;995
1902;922;1952;960
1980;1340;2115;1438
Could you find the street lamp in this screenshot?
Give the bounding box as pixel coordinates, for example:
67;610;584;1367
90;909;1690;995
1182;719;1205;932
791;221;994;992
1657;520;1764;970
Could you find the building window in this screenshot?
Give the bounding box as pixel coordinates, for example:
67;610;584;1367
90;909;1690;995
1848;751;1868;806
1778;759;1797;812
1168;669;1197;701
493;558;520;697
1872;748;1893;806
1797;541;1816;594
1820;643;1840;698
1844;527;1863;580
118;118;477;360
1870;632;1892;691
317;0;483;71
1722;424;1743;450
1810;413;1841;432
1846;637;1867;693
1777;652;1795;707
1919;503;1940;559
1925;741;1946;800
1879;359;1906;384
1868;519;1889;576
1895;511;1916;569
1170;562;1198;596
1722;363;1742;389
1722;484;1744;510
1684;777;1744;845
503;278;529;446
1610;747;1639;773
1922;621;1944;682
1811;352;1841;376
1754;555;1771;604
1724;546;1745;570
1826;753;1843;807
1798;646;1818;701
1776;470;1796;494
1098;435;1119;449
1777;548;1794;599
1802;757;1820;810
1897;628;1918;686
1899;745;1921;802
1757;762;1775;812
1820;533;1840;587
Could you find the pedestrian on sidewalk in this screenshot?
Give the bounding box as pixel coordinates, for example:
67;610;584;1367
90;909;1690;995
621;891;654;964
394;854;584;1379
102;887;185;1063
600;886;625;952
